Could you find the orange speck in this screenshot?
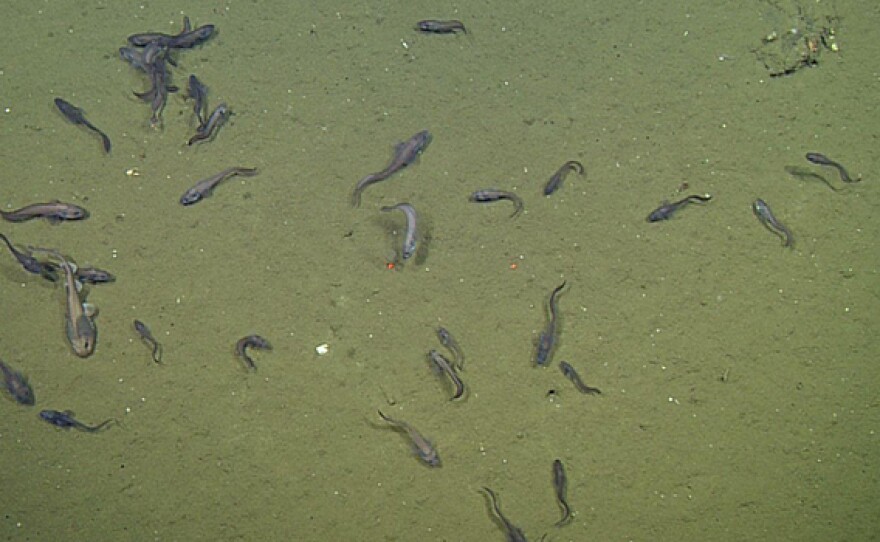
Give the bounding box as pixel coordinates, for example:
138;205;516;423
509;263;518;270
386;262;396;270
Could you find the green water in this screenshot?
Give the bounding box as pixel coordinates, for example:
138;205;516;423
1;1;878;540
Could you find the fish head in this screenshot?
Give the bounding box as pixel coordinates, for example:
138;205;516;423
68;312;97;358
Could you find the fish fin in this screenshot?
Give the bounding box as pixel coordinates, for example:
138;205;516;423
134;88;156;101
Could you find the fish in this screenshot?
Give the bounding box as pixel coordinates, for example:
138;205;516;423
187;103;229;145
0;233;59;281
235;335;272;370
535;281;566;366
131;41;178;126
752;198;793;247
647;194;712;222
351;130;432;207
0;201;89;224
179;167;258;205
415;20;467;34
481;486;528;541
552;459;572;526
380;203;418;261
75;266;115;285
559;361;601;395
0;359;35;405
428;349;465;400
436;326;464;370
377;410;440;467
186;74;209;125
805;152;859;183
133;319;162;363
127;16;214;49
54;253;98;358
544;160;584;195
54;98;112;153
39;410;115;432
165;22;215;49
469;189;524;218
119;46;149;72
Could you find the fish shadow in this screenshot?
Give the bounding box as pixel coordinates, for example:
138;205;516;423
784;166;847;193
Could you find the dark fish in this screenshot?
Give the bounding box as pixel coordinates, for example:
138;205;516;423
481;486;528;542
235;335;272;370
0;233;59;281
805;152;859;183
127;32;177;47
0;201;88;224
380;203;418;261
559;361;601;395
647;194;712;222
752;198;793;247
39;409;115;432
54;98;111;153
130;12;195;45
0;359;35;406
179;167;258;205
75;266;115;285
127;16;214;49
436;326;464;370
552;459;572;527
132;42;177;126
351;130;432;207
188;103;229;145
119;46;149;71
469;189;524;218
544;160;584;195
428;349;465;401
416;20;467;34
167;22;215;49
186;74;208;125
535;281;566;366
127;24;182;47
133;319;162;363
377;410;440;467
